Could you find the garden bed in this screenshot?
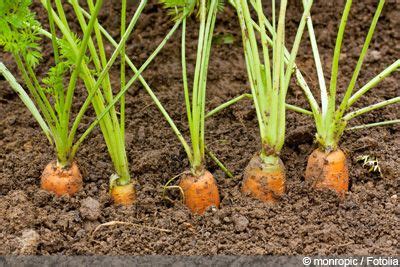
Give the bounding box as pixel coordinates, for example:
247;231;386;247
1;0;399;255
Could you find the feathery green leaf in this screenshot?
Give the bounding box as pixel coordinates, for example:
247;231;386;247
0;0;42;68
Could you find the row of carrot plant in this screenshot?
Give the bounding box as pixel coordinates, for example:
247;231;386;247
0;0;398;214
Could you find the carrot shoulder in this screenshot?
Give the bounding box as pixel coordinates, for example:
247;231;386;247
179;170;220;215
110;183;136;206
305;148;349;195
242;155;286;203
41;161;83;196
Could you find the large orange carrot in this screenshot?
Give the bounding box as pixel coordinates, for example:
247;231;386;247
305;148;349;195
41;161;83;196
242;155;286;203
110;183;136;205
233;0;311;204
179;170;220;215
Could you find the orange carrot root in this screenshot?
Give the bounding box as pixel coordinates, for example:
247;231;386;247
40;161;83;196
110;183;136;206
242;155;286;203
305;148;349;195
179;170;220;215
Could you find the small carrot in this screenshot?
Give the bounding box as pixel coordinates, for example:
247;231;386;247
293;1;398;197
179;170;220;215
305;148;349;195
41;161;83;196
242;155;286;203
147;0;222;214
110;182;136;206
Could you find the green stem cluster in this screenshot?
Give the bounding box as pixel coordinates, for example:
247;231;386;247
39;0;148;185
1;0;105;168
233;0;312;164
181;0;219;174
74;0;225;177
297;0;400;151
7;0;183;186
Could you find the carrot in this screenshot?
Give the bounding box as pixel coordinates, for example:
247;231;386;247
0;1;109;199
242;155;286;203
305;148;349;195
179;170;220;215
41;161;83;196
292;0;398;197
233;0;310;203
110;183;136;206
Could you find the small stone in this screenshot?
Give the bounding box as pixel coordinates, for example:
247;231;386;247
390;194;397;203
232;214;249;232
19;229;40;255
369;50;381;62
79;197;101;221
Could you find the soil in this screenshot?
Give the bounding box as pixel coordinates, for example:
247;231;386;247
1;0;399;255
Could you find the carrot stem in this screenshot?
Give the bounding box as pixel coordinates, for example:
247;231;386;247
346;120;400;131
234;0;312;160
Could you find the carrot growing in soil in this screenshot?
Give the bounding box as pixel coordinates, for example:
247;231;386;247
0;0;107;196
35;0;149;204
38;0;183;205
155;0;223;214
296;0;400;195
231;0;312;202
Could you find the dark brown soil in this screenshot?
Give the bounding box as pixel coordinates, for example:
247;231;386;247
1;0;399;255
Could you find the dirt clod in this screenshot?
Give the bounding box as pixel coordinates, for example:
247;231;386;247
232;214;249;232
79;197;101;221
18;229;40;255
